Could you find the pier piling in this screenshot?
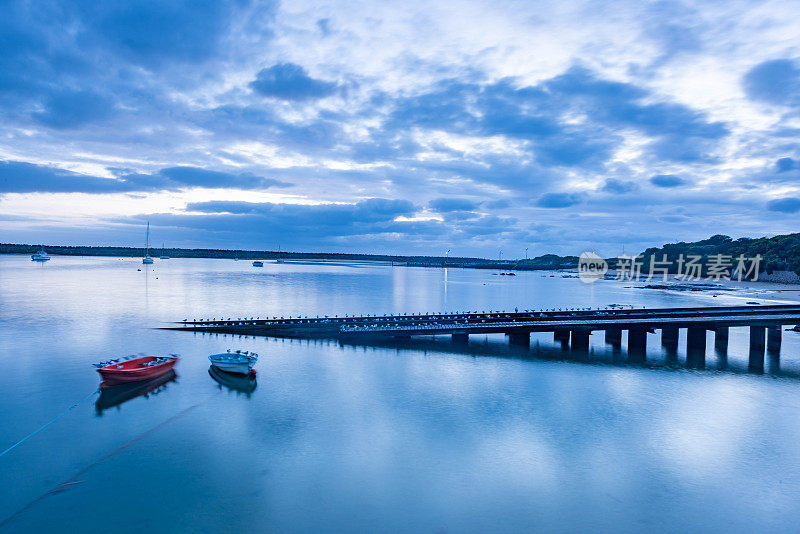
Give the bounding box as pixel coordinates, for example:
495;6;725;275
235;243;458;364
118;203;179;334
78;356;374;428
605;327;622;346
714;326;729;353
554;328;570;348
509;332;530;347
686;327;706;368
749;326;766;372
767;325;782;353
661;326;679;348
570;329;590;352
628;327;647;363
452;333;469;344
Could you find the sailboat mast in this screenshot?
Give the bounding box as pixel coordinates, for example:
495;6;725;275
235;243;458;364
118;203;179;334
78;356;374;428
145;222;150;257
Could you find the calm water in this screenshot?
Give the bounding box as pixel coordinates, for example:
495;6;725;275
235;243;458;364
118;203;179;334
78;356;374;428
2;256;800;532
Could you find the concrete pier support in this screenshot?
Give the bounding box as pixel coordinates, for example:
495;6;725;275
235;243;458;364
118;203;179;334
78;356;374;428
767;325;781;372
661;326;679;348
714;326;729;352
686;327;706;368
628;327;647;363
749;326;765;373
605;327;622;346
767;326;782;353
452;333;469;344
571;329;590;352
554;328;570;349
509;331;530;347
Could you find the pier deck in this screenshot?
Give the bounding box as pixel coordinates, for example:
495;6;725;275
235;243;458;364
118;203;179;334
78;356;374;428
167;304;800;370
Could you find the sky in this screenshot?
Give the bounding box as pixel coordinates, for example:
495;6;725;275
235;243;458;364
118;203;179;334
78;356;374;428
0;0;799;258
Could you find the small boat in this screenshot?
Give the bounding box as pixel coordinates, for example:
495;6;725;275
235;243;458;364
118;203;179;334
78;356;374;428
252;260;263;267
142;222;154;264
96;355;179;386
159;242;170;259
208;350;258;375
31;247;50;262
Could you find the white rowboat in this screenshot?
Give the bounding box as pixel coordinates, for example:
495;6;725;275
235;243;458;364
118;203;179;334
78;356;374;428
208;350;258;375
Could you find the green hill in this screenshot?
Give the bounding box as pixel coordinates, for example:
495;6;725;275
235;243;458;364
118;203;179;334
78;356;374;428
638;233;800;277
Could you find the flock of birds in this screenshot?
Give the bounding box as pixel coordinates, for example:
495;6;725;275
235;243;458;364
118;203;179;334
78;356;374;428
184;305;641;324
93;354;178;368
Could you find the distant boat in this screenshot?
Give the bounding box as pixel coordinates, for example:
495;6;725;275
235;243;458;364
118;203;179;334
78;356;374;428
159;242;170;260
208;350;257;375
31;247;50;262
252;260;263;267
276;244;284;263
142;222;154;264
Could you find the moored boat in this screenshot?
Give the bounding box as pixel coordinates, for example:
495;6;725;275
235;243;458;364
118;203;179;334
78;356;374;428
252;260;263;267
31;247;50;262
208;350;257;375
142;222;154;264
96;355;179;386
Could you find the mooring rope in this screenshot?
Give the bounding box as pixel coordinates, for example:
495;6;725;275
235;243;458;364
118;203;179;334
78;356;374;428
0;401;205;529
0;388;99;459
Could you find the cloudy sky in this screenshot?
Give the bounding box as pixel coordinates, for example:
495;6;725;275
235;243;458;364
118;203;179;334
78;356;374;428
1;0;799;257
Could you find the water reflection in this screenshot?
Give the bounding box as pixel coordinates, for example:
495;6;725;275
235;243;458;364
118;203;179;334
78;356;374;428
208;366;257;396
337;335;800;379
95;370;177;415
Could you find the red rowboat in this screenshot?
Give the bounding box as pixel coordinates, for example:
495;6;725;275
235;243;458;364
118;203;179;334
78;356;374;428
97;355;179;386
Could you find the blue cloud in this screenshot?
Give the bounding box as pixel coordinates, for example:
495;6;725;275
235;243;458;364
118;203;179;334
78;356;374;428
536;192;582;208
743;59;800;106
317;18;332;36
0;161;124;194
250;63;338;101
147;198;518;247
650;174;686;187
767;197;800;213
86;1;245;64
602;179;639;194
386;67;726;169
0;161;291;193
33;89;115;129
777;157;796;172
163;198;420;240
429;198;479;212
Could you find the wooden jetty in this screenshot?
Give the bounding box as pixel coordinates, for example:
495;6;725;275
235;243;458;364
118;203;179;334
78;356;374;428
167;304;800;371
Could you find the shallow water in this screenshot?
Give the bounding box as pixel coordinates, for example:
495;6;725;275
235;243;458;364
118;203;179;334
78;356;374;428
2;256;800;532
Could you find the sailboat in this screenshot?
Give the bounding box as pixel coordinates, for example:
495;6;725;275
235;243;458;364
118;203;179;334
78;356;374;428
142;222;154;264
159;242;170;260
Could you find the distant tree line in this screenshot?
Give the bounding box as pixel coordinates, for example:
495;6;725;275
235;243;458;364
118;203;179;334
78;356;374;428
634;233;800;277
5;233;800;276
0;243;574;270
